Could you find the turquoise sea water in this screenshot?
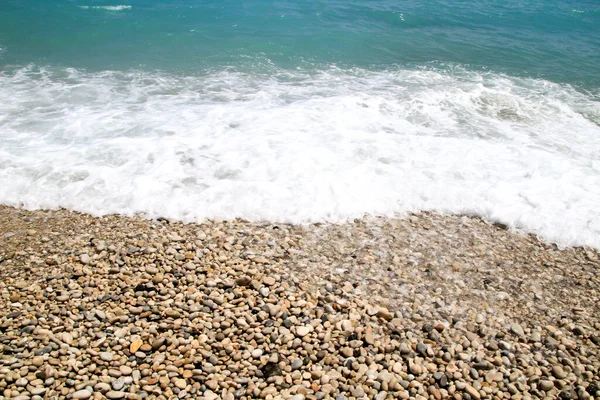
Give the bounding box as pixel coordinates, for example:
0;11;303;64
1;0;599;87
1;0;600;248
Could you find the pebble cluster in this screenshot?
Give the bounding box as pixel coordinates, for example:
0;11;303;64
0;206;599;400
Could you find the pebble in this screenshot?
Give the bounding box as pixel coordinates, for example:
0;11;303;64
263;277;276;286
129;339;143;353
235;276;252;286
95;383;111;392
119;366;132;376
251;349;263;358
291;358;303;370
465;384;481;399
107;391;127;399
73;389;93;399
296;326;312;337
111;380;125;391
204;391;219;400
409;362;423;375
553;365;568;379
174;379;187;389
152;337;166;350
510;323;525;337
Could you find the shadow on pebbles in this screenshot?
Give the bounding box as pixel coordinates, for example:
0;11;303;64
0;205;599;400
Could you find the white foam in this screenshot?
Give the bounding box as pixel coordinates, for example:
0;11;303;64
1;65;599;248
78;5;131;11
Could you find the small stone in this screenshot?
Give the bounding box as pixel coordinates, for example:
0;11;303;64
165;308;180;318
95;383;111;392
204;390;219;400
485;370;503;383
80;254;91;264
341;320;353;333
174;379;187;389
367;307;379;316
111;379;125;391
377;308;394;321
130;339;143;353
573;326;585;336
409;362;422;375
352;386;365;397
62;332;73;344
465;384;481;399
236;276;252;286
119;366;133;375
390;318;404;332
296;326;312;337
99;352;114;362
73;389;93;399
152;337;166;350
341;347;353;357
106;391;126;399
251;349;263;358
30;387;46;396
552;365;568;379
15;378;28;387
140;343;152;352
510;324;525;337
540;380;554;392
263;277;276;286
364;326;374;345
577;390;590;399
291;358;303;370
507;384;519;395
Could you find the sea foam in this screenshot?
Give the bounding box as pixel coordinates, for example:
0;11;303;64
78;5;131;11
0;65;599;248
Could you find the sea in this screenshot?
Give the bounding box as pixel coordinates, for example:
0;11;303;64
0;0;599;248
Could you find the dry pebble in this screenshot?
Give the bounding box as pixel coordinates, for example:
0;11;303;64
0;205;599;400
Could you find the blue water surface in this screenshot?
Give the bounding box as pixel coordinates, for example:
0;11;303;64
1;0;599;89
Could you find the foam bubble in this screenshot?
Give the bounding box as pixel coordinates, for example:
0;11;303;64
78;5;131;11
0;65;599;248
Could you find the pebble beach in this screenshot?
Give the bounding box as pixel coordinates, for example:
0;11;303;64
0;205;599;400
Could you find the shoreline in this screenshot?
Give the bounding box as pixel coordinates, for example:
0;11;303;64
1;205;599;399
